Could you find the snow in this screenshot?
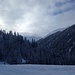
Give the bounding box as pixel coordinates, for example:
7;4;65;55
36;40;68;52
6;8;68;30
73;29;75;32
22;59;26;64
73;42;74;45
0;65;75;75
0;62;8;65
67;38;71;43
0;62;4;64
69;48;71;53
67;33;69;36
69;46;73;53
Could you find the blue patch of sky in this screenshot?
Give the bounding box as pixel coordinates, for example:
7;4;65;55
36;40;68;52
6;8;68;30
53;8;71;15
55;0;75;7
52;6;75;16
46;0;75;16
53;0;75;16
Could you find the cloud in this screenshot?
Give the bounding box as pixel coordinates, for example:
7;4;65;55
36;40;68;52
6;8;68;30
0;0;75;37
48;0;75;15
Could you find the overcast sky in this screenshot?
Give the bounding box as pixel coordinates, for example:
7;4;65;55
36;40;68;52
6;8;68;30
0;0;75;37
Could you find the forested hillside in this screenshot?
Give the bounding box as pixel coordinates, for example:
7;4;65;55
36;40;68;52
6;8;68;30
36;24;75;65
0;30;37;64
0;24;75;65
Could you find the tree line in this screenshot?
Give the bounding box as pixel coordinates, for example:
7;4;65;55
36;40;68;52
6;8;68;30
0;24;75;65
0;29;37;64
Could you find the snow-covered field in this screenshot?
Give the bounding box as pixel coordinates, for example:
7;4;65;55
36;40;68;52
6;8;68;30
0;65;75;75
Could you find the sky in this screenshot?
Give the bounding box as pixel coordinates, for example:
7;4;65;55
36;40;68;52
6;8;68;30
0;0;75;37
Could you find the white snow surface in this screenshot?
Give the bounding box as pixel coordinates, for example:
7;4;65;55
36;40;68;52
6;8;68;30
0;65;75;75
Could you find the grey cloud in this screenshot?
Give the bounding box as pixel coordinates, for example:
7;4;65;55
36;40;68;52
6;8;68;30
0;0;48;26
49;0;75;15
0;0;75;37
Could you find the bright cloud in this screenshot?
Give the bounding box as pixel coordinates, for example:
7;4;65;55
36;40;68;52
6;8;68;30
0;0;75;37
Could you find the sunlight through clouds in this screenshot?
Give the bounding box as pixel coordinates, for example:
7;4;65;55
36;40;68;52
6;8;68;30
0;19;5;29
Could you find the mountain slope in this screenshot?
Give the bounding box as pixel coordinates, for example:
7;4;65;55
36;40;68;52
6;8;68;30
36;24;75;65
0;24;75;65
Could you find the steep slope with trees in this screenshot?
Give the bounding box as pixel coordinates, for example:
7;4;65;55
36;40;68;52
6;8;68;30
34;24;75;65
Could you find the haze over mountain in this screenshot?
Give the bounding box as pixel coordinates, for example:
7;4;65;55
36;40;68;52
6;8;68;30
44;27;65;38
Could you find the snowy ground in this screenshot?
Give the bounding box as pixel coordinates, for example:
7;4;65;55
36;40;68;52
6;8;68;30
0;65;75;75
